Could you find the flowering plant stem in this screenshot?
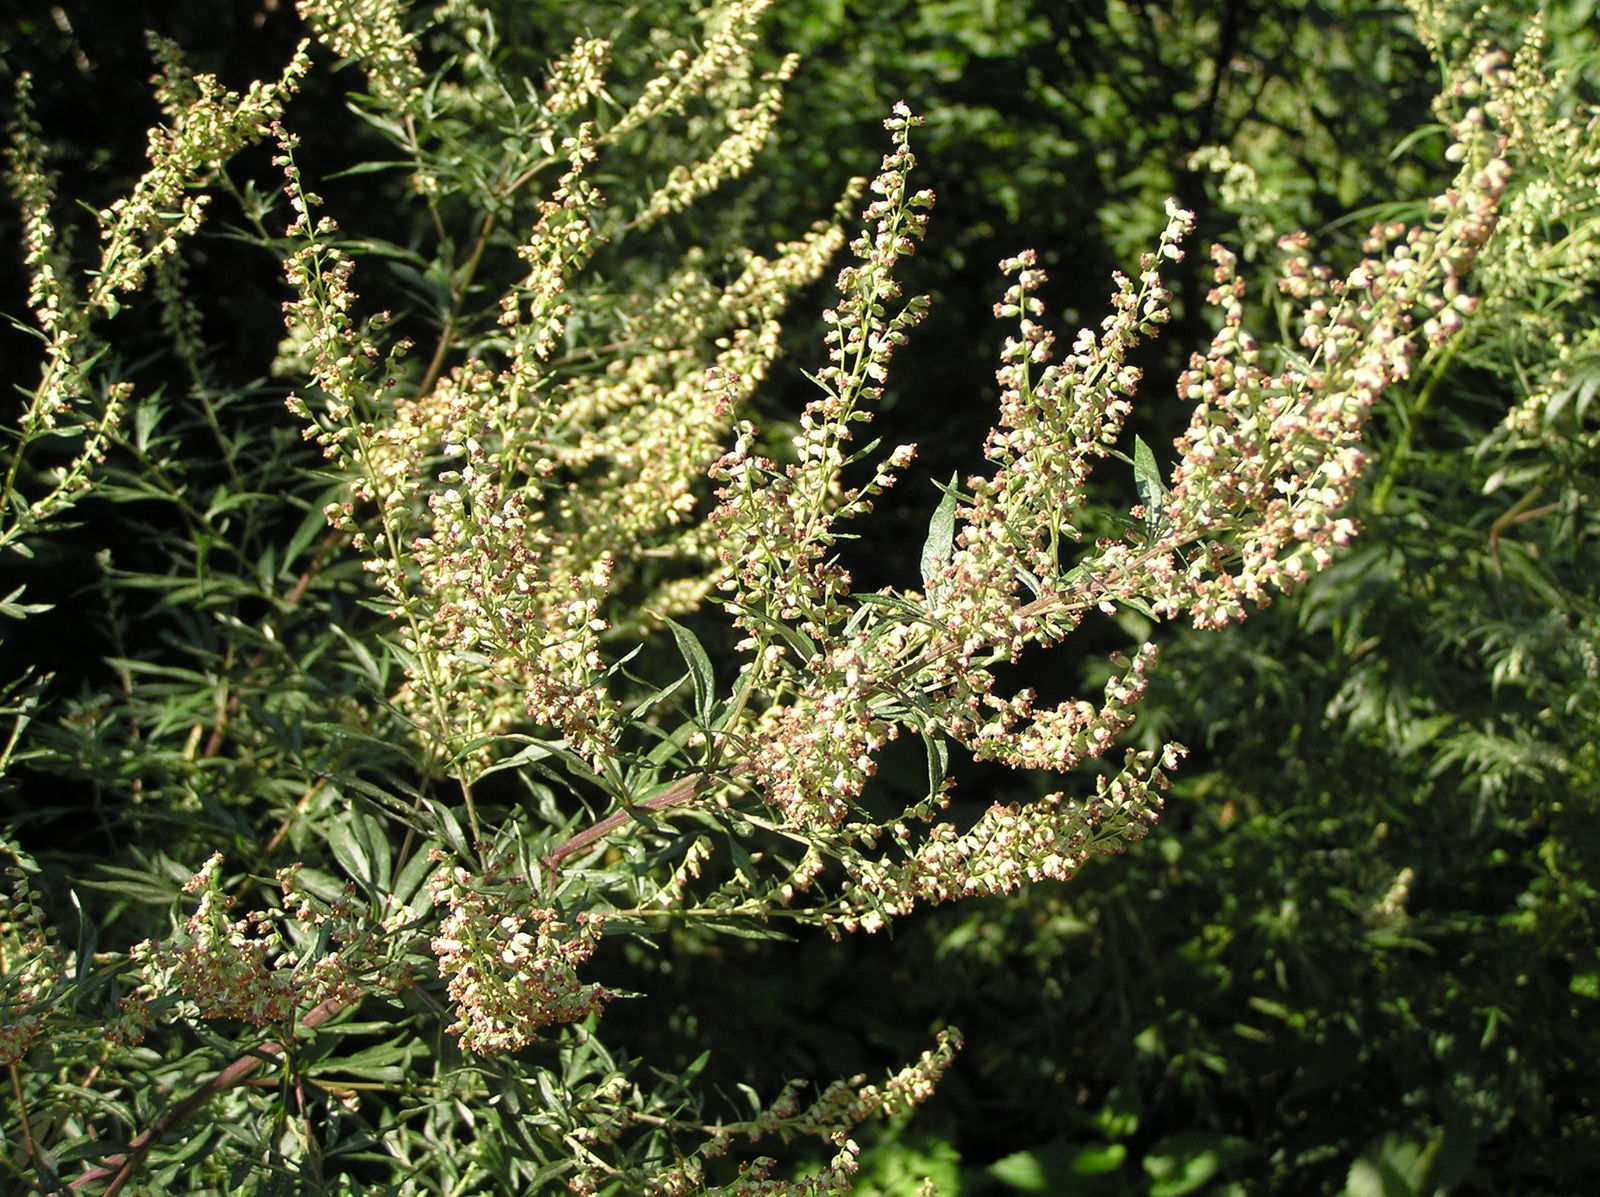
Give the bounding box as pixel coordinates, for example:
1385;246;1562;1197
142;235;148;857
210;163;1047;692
68;996;349;1196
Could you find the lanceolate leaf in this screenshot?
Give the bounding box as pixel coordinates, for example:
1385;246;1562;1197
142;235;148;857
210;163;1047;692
664;616;717;725
920;475;960;589
1133;434;1169;539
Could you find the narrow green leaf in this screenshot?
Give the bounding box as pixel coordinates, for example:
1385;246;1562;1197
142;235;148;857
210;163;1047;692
725;835;762;887
327;776;431;836
0;584;52;619
921;726;948;800
81;865;184;905
306;1035;423;1082
328;820;373;887
358;811;392;891
681;1049;712;1084
631;672;691;723
664;617;716;724
644;718;698;766
422;797;473;860
920;476;959;589
730;605;818;663
290;867;347;904
284;495;334;572
1133;435;1168;539
458;736;538;773
698;917;794;941
391;841;442;910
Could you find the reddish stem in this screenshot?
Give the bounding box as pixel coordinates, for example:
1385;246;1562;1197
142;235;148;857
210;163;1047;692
70;996;349;1195
540;773;709;877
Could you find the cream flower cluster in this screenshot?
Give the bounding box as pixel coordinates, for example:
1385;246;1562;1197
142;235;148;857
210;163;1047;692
572;1029;962;1196
279;6;852;764
0;856;69;1066
428;859;609;1054
121;855;404;1041
296;0;423;114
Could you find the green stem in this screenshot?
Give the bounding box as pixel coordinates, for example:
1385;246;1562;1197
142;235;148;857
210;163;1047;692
1368;320;1468;518
417;210;498;399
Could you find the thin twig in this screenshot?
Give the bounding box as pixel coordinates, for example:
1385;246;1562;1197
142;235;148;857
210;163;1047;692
7;1060;58;1195
540;773;709;879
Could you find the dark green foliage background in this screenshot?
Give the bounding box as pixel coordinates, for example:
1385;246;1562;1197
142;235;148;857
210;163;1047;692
4;1;1598;1193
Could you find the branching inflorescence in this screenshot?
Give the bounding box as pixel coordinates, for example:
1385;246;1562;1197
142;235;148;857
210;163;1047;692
275;0;1515;1081
0;0;1544;1190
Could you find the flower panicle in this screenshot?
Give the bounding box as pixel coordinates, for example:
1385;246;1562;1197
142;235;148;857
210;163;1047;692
427;856;611;1054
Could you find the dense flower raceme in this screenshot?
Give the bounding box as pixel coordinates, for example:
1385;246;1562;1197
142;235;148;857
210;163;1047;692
0;33;316;1077
573;1029;964;1197
428;856;610;1054
55;847;611;1060
1447;23;1600;451
0;854;69;1067
297;0;424;115
115;856;412;1048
